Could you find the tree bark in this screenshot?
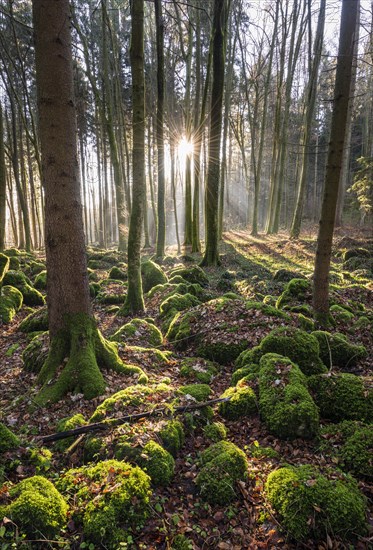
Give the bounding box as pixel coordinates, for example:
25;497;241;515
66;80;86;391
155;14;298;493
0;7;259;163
0;102;6;251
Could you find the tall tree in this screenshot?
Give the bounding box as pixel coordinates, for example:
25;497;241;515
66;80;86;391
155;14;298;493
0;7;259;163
313;0;360;326
201;0;230;266
123;0;146;313
32;0;144;405
0;102;6;250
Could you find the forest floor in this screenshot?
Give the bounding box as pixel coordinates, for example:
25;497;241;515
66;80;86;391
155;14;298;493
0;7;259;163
0;228;372;550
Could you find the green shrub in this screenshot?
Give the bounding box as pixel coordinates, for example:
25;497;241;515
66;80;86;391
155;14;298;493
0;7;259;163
266;465;367;541
308;373;370;422
158;420;185;456
259;354;319;439
3;270;45;306
141;260;168;292
2;476;68;539
56;460;151;548
311;330;367;370
218;386;257;420
203;421;227;442
196;441;248;505
110;318;163;347
0;422;20;452
0;285;23;323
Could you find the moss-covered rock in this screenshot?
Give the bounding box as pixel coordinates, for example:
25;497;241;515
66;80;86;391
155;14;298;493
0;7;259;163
0;252;10;284
196;441;249;505
179;357;219;384
218;386;257;420
1;476;68;539
160;292;201;317
311;330;367;370
0;285;23;323
56;460;151;548
276;278;312;309
33;270;47;290
235;346;263;370
26;446;53;474
203;421;227;442
169;265;209;286
110;318;163;348
179;383;212;402
266;465;367;541
22;331;49;373
231;364;260;386
308;373;371;422
273;269;306;282
259;354;319;439
0;422;20;452
343;247;370;261
3;270;45;306
141;260;168;292
108;265;127;280
158;420;185;456
54;414;87;451
330;304;354;323
140;440;175;486
96;279;127;304
18;306;48;333
318;421;373;478
27;260;46;276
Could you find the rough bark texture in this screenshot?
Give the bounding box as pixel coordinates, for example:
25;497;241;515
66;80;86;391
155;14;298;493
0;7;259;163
200;0;228;266
33;0;145;404
313;0;359;325
0;103;6;251
123;0;146;313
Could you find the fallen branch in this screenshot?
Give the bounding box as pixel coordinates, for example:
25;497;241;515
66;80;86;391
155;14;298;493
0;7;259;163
40;396;231;444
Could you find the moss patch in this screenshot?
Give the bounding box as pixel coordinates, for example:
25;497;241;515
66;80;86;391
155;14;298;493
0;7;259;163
276;278;312;310
178;383;212;402
111;318;163;348
0;422;20;452
0;285;23;323
22;331;49;373
141;260;168;292
54;413;87;452
140;440;175;486
218;386;257;420
179;357;219;384
158;420;185;456
311;330;367;370
203;421;227;442
19;306;48;333
3;270;45;306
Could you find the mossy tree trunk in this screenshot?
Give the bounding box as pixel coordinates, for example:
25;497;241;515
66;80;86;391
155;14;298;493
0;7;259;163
32;0;144;405
200;0;229;267
0;102;6;251
123;0;146;314
313;0;360;326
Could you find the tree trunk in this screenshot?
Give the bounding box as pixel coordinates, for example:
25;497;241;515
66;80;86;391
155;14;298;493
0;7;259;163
313;0;359;326
200;0;229;266
123;0;146;314
32;0;145;405
0;102;6;251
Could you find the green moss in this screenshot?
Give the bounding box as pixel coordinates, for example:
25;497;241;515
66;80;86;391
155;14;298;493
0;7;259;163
27;447;52;474
2;476;68;539
259;354;319;439
160;292;201;317
54;414;87;451
0;422;20;452
203;421;227;442
158;420;185;456
83;435;106;462
343;247;370;261
319;421;373;478
111;318;163;348
3;270;45;306
0;285;23;323
197;340;248;365
0;252;10;284
179;357;219;383
168;274;187;284
140;440;175;486
231;364;260;386
33;269;47;290
235;346;263;369
266;465;367;541
259;326;327;376
108;265;127;280
311;330;367;369
91;383;171;422
196;441;249;505
273;269;305;282
330;304;354;323
353;316;371;330
249;441;278;459
169;265;209;286
297;313;315;332
141;260;168;292
22;331;49;373
56;460;151;548
308;373;370;422
179;383;212;402
218;386;257;420
19;306;48;333
276;278;312;309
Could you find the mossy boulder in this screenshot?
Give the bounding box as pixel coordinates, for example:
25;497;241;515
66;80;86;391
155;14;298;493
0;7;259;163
218;386;257;420
110;318;163;347
33;270;47;290
179;357;219;384
311;330;367;370
318;421;373;478
0;422;20;452
276;278;312;309
18;305;48;333
266;465;367;541
196;441;249;505
259;354;319;439
203;421;227;442
108;265;127;280
179;383;212;402
235;346;263;369
158;420;185;456
22;331;49;373
0;252;10;284
96;279;127;304
0;285;23;323
160;292;201;317
83;435;107;463
141;260;168;292
139;440;175;486
56;460;151;548
231;364;260;386
54;414;87;451
3;270;45;306
330;304;354;323
1;476;68;539
273;269;306;283
343;247;370;261
308;373;371;422
169;265;209;286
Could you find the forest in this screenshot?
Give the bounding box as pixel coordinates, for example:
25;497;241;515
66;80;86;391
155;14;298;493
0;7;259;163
0;0;372;549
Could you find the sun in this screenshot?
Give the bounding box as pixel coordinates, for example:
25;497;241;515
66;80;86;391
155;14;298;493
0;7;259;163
177;137;193;158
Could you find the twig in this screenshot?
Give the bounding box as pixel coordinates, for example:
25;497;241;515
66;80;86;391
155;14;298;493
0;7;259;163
40;396;231;444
